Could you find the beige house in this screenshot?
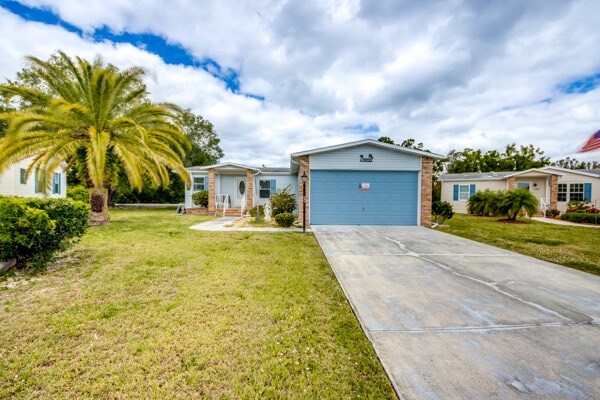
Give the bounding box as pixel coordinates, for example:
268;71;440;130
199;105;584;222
440;166;600;214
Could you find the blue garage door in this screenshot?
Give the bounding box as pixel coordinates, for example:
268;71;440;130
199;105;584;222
310;170;418;225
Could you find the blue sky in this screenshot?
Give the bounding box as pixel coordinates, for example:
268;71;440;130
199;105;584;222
0;0;599;164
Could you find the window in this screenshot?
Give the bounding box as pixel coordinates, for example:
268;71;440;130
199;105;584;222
516;182;530;190
569;183;584;201
20;168;27;184
459;184;470;201
259;180;276;199
557;184;567;202
34;169;41;193
52;173;61;194
193;177;205;191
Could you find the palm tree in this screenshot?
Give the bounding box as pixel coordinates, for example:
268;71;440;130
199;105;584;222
0;52;190;224
499;188;539;220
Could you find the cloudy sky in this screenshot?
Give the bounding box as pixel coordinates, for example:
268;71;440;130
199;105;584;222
1;0;599;166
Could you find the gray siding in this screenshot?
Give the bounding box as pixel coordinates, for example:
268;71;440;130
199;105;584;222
310;144;422;171
255;174;299;205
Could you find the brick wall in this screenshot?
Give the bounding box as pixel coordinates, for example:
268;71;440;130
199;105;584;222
507;177;516;189
420;157;433;227
298;155;310;227
246;169;254;210
208;168;215;213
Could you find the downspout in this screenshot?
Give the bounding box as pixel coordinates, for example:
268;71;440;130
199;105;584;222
252;169;261;207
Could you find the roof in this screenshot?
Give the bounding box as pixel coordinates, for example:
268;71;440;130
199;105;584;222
439;167;562;182
543;166;600;178
186;163;291;174
260;167;290;173
291;139;446;160
585;169;600;176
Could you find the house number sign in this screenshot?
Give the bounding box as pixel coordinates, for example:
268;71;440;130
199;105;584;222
359;183;370;190
359;154;374;162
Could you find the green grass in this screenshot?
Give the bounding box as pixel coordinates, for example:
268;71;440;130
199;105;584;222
0;209;395;399
439;214;600;276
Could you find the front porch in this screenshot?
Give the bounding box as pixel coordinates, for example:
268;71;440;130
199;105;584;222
207;163;257;217
506;169;561;215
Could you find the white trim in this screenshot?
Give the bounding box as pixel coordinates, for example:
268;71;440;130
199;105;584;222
504;168;562;178
417;170;422;226
291;139;445;160
542;166;600;178
187;162;260;172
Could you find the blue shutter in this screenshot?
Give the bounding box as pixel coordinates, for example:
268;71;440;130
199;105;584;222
469;184;476;198
34;169;39;193
583;183;592;202
270;179;276;196
453;184;459;201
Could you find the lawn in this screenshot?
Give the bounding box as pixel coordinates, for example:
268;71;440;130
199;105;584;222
0;209;395;399
439;214;600;276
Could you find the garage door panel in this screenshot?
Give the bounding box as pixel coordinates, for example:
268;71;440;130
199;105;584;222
310;170;418;225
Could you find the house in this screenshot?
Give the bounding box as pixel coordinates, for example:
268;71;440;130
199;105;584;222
0;157;67;198
439;166;600;214
185;139;445;226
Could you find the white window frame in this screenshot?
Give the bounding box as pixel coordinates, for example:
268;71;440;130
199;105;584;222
259;180;272;199
193;177;205;191
458;184;470;201
557;183;567;202
569;183;584;202
52;172;61;194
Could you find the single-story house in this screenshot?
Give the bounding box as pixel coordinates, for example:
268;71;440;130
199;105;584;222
0;157;67;198
185;139;445;227
439;166;600;214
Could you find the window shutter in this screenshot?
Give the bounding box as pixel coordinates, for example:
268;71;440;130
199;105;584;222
34;169;39;193
270;180;276;194
584;183;592;202
469;184;476;198
453;184;459;201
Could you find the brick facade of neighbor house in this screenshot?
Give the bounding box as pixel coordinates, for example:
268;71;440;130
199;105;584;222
420;157;433;227
507;177;516;189
549;174;558;210
245;169;254;210
208;168;216;213
298;155;310;227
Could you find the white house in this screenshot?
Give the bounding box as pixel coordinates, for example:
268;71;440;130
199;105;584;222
0;157;67;198
439;166;600;214
185;139;445;227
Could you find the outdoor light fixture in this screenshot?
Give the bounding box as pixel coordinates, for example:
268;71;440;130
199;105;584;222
301;171;308;233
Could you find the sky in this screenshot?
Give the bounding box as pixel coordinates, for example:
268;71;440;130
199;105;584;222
0;0;599;167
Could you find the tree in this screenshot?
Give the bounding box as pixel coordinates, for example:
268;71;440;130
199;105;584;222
180;109;224;167
499;188;539;220
0;51;191;224
552;157;600;170
446;144;550;173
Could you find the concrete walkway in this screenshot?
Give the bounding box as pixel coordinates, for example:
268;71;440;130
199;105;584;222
313;225;600;399
532;216;600;228
190;217;309;232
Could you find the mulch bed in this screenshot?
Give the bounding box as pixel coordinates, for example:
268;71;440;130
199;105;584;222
496;219;527;224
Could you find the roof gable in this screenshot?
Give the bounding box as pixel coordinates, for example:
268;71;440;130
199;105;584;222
291;139;445;160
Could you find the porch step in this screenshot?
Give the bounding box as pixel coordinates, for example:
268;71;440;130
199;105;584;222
215;208;244;217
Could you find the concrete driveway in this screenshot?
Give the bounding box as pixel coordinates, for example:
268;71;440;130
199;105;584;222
312;225;600;399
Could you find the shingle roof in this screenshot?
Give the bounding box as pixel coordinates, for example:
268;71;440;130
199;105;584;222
583;169;600;176
260;167;291;173
438;171;514;181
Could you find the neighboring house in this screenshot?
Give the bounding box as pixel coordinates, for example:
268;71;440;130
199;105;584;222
439;166;600;214
0;157;68;198
185;139;445;227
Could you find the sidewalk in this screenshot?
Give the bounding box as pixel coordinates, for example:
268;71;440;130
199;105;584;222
531;217;600;228
190;217;310;232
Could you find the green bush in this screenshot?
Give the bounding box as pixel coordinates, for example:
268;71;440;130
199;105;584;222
192;190;208;207
67;185;90;203
270;186;297;216
545;209;560;218
432;201;454;224
560;212;600;225
248;205;264;218
0;197;90;270
467;189;504;216
274;212;295;227
499;188;539;220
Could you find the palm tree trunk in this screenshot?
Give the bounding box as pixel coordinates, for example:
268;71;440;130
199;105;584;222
89;188;110;225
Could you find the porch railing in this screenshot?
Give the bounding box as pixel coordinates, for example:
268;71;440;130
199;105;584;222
240;192;246;217
540;197;549;217
215;194;230;217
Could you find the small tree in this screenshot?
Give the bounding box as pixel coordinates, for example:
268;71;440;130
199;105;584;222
270;185;296;216
431;201;454;225
468;189;504;216
499;188;539;220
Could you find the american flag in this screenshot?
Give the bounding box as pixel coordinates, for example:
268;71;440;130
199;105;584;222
579;130;600;153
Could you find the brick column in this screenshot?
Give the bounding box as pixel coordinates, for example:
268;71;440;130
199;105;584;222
298;156;310;227
420;157;433;228
507;177;516;189
208;168;215;213
549;175;558;210
246;169;254;210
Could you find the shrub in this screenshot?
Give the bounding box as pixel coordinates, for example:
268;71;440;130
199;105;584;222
248;205;264;218
432;201;454;225
467;189;504;216
545;209;560;218
499;188;539;219
274;212;295;227
270;186;297;216
567;201;586;213
67;185;90;203
0;197;90;270
560;212;600;225
192;190;208;207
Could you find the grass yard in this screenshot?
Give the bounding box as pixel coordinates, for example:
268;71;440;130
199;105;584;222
0;209;395;399
439;214;600;276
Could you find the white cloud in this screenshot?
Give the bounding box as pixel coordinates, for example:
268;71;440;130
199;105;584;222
2;0;600;165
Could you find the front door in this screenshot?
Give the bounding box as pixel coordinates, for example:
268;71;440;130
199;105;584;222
235;177;247;207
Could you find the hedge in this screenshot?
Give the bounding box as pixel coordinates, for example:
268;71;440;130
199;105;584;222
560;212;600;225
274;212;295;227
0;196;90;270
